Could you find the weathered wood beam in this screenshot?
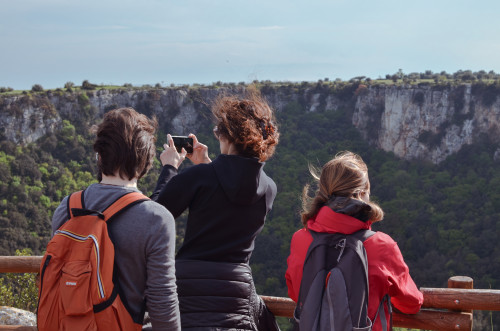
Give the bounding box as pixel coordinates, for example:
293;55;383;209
0;256;42;273
260;295;294;318
392;310;472;331
421;287;500;311
260;296;473;330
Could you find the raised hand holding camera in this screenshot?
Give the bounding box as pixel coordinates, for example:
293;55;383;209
186;133;211;165
160;134;188;169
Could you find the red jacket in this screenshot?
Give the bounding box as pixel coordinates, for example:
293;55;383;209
286;206;423;330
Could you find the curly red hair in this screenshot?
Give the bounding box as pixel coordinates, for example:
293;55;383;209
212;90;279;162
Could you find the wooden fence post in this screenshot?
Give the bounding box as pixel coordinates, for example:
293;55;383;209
448;276;473;313
448;276;473;330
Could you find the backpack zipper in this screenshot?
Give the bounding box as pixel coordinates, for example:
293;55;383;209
54;230;105;298
335;238;346;262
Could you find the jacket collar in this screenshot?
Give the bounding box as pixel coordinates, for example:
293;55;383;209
307;206;372;234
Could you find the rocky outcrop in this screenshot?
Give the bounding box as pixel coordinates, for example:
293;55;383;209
0;306;36;326
0;96;60;144
0;88;220;143
353;84;500;163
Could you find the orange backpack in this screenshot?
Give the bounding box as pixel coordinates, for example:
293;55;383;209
37;190;149;331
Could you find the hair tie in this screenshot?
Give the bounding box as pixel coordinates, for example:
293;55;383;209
260;121;275;140
260;121;268;139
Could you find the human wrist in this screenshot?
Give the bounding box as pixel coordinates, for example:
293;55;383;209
161;159;178;169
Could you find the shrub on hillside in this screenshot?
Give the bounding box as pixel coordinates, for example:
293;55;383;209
81;80;96;90
0;87;14;93
64;81;74;92
31;84;43;92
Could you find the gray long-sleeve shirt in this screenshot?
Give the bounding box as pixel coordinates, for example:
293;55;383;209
52;183;180;330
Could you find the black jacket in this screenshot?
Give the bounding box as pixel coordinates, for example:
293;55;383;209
175;259;278;330
151;154;279;330
152;154;276;263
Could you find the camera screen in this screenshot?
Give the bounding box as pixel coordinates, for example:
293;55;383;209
171;136;193;154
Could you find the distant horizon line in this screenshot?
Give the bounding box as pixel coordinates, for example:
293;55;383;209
1;69;499;93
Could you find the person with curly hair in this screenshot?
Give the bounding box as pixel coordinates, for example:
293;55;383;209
151;90;280;330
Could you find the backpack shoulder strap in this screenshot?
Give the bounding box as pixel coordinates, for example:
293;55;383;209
67;190;84;219
350;229;376;242
344;229;375;272
102;191;150;223
308;229;320;240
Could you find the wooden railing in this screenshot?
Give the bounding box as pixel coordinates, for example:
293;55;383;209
1;256;500;330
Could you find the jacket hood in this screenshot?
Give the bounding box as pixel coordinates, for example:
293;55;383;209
325;195;372;222
212;154;271;205
307;206;372;234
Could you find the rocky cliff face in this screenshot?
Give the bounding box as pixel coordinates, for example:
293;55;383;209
0;88;219;143
0;95;60;144
353;84;500;163
1;83;499;164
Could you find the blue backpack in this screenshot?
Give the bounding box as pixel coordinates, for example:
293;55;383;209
293;229;392;331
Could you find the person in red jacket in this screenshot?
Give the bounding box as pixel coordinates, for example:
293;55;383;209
286;151;423;330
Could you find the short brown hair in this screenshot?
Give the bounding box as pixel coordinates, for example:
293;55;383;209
301;151;384;226
93;107;158;180
212;89;279;162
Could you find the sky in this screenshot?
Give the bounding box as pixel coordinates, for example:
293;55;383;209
1;0;500;90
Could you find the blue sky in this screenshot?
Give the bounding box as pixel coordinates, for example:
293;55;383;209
1;0;499;90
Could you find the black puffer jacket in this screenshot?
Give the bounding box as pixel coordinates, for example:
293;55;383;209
152;154;280;330
176;260;278;330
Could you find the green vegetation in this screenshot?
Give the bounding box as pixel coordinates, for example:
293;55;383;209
64;82;74;92
1;74;499;328
2;69;500;97
0;87;14;93
81;80;97;90
0;249;39;312
31;84;44;92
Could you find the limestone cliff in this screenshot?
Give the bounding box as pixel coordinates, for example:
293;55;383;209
0;88;218;144
1;83;499;164
0;95;60;144
353;84;500;163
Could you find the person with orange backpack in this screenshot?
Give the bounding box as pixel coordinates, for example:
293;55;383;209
38;108;180;330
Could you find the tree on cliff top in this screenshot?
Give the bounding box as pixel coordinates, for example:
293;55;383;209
81;80;96;90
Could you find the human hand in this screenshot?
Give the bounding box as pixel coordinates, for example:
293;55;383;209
159;134;188;169
186;134;211;165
